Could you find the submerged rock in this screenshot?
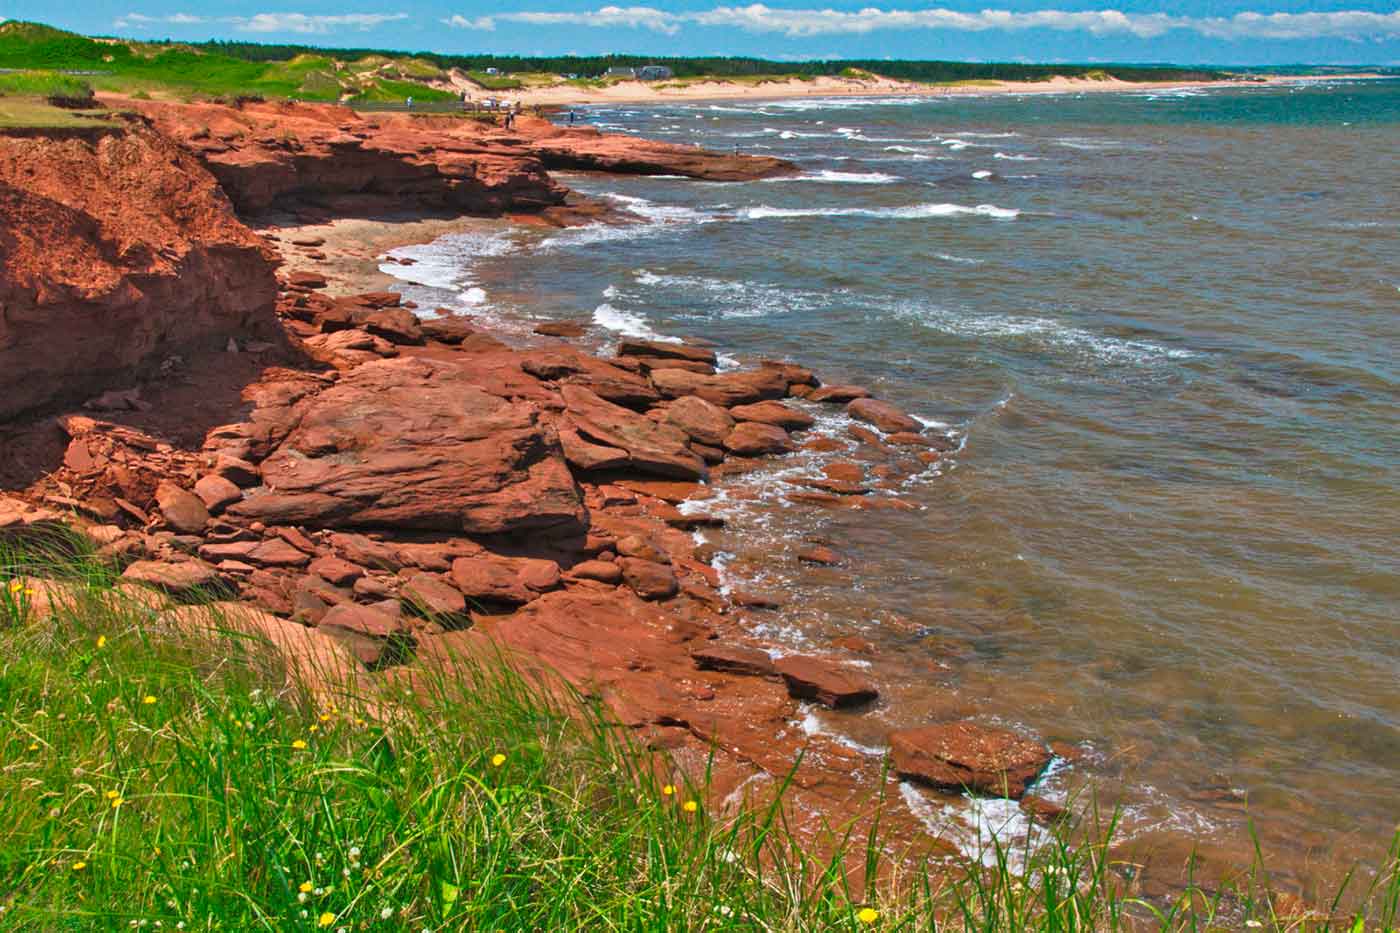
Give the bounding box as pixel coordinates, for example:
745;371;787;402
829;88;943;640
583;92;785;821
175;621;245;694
889;722;1051;799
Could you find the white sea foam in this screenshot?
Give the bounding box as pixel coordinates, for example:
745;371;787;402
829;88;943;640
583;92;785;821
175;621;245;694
633;269;836;319
743;202;1020;221
540;193;715;251
993;151;1041;161
798;707;887;757
899;783;1046;871
457;287;487;305
972;170;994;180
886;298;1195;365
591;302;679;342
766;170;902;185
933;252;984;265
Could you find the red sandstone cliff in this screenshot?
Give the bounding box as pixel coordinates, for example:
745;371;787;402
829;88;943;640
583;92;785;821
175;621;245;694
0;123;279;420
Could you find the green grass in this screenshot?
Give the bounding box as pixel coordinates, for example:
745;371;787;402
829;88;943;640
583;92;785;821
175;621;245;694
0;70;92;100
1;539;1397;931
0;96;115;130
464;70;525;91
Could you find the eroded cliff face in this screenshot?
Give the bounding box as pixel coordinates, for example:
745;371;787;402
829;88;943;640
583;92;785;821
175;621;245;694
127;99;570;216
0;124;280;420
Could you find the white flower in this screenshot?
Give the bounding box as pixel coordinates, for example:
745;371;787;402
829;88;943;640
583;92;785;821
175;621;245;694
1245;923;1263;929
348;847;361;859
298;893;308;904
381;908;394;920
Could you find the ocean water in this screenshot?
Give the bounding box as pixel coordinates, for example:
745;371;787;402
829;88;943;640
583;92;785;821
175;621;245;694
384;80;1400;884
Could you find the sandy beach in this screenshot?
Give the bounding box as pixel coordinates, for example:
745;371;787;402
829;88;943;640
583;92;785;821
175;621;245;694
481;72;1383;109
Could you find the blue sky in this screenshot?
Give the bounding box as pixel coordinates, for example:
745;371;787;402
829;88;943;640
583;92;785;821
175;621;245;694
11;1;1400;65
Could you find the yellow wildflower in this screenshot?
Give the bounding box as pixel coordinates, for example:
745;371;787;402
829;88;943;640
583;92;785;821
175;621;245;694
318;911;335;927
662;784;675;796
354;718;366;727
292;740;307;750
299;881;313;894
105;790;119;800
309;724;319;734
72;861;87;871
857;907;879;924
318;713;330;722
683;800;698;813
7;580;21;594
96;635;107;649
27;743;38;752
142;695;157;705
110;797;123;809
23;588;34;597
490;753;506;768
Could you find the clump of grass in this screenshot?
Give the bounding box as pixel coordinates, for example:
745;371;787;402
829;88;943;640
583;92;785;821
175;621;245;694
0;540;1396;931
465;70;525;91
0;70;93;102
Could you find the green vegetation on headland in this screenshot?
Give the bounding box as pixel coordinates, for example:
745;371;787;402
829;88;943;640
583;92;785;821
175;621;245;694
2;536;1399;930
0;19;1240;110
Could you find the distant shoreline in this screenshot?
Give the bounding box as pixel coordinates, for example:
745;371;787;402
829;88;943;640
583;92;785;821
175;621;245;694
491;72;1390;108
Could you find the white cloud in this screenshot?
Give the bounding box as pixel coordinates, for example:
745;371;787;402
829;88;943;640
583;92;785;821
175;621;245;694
114;12;208;28
443;14;498;30
442;4;1400;42
114;11;408;34
230;13;408;34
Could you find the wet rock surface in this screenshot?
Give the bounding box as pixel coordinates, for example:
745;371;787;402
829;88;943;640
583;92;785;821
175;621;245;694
889;722;1052;799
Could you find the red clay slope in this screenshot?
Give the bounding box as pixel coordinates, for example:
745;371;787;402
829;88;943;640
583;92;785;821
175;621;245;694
0;123;279;420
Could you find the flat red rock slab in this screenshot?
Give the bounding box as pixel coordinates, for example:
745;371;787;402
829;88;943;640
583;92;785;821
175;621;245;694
231;357;586;535
848;397;922;434
650;368;788;408
561;385;705;480
809;384;870;403
723;422;793;456
729;400;816;430
889;722;1051;799
774;656;878;709
692;644;776;678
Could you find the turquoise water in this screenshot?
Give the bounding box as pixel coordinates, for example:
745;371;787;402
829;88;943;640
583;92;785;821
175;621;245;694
385;79;1400;883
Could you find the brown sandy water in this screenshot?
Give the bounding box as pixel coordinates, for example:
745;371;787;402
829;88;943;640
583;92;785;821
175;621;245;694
371;80;1400;894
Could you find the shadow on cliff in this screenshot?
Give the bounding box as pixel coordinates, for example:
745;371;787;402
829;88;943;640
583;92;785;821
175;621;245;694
0;333;312;491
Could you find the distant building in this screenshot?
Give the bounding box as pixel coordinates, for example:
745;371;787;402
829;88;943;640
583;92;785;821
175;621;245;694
604;66;636;79
637;65;673;81
484;67;500;75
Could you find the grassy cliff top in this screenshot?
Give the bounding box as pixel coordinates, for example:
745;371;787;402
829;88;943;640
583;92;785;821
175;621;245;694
0;20;1239;107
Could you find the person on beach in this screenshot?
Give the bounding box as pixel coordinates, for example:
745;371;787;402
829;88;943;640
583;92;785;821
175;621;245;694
405;96;413;110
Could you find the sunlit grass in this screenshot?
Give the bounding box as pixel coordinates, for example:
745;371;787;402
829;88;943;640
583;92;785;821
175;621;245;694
0;539;1395;930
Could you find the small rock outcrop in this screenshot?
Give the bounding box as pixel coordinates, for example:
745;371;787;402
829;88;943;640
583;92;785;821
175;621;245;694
889;722;1052;798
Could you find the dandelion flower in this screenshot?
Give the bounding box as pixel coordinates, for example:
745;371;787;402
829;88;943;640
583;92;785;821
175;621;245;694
490;753;506;767
683;800;698;813
319;713;330;722
857;907;879;924
662;784;675;796
105;790;120;800
27;743;38;752
309;725;319;734
111;797;123;809
143;696;157;705
299;881;313;894
96;636;107;649
318;912;335;927
7;580;22;594
292;740;307;750
72;861;87;871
